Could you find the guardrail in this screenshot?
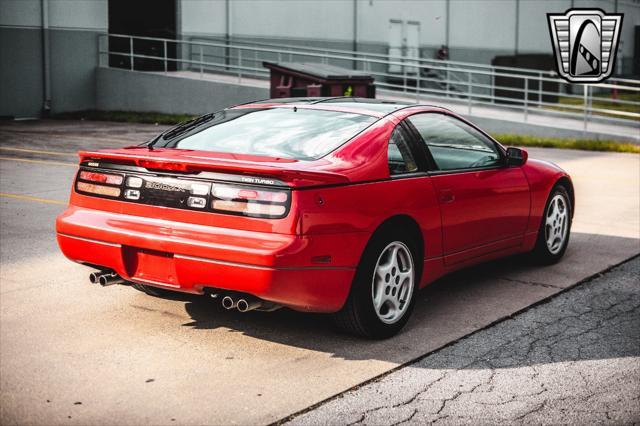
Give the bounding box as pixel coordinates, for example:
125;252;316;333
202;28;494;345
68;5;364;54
98;33;640;128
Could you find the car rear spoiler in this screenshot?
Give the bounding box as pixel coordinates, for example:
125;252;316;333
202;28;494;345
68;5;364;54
77;150;350;188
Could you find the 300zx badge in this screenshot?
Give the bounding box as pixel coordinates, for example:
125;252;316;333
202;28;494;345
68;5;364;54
145;181;188;192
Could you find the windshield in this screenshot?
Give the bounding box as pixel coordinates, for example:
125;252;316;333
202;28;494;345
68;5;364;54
157;108;377;160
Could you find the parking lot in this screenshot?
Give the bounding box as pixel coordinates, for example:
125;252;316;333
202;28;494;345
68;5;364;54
1;120;639;425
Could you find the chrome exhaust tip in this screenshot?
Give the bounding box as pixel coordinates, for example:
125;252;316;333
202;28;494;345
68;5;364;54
221;296;237;310
99;273;124;287
89;271;102;284
237;298;262;313
90;270;112;284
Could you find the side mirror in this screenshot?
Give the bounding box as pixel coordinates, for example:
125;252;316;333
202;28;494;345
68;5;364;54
506;147;528;166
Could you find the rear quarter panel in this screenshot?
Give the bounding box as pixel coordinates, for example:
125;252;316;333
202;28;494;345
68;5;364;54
296;175;443;285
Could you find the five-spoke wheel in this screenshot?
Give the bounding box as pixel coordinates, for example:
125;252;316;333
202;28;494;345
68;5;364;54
532;184;572;264
372;242;414;324
545;194;569;255
332;226;419;339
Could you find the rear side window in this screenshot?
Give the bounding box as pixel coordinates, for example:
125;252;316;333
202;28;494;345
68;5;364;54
388;126;418;175
161;108;376;160
408;113;501;171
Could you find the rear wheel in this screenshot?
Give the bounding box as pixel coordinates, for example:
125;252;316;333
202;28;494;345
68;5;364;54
332;228;419;339
531;184;572;264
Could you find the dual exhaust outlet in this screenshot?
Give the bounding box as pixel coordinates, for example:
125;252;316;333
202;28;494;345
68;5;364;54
89;270;275;312
89;270;125;287
221;295;263;313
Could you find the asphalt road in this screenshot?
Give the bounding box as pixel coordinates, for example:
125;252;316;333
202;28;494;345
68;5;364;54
288;257;640;425
0;120;638;425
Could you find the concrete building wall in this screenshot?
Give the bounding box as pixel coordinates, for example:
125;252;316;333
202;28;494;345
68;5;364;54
96;68;268;115
0;0;107;118
177;0;639;69
0;26;44;118
1;0;638;118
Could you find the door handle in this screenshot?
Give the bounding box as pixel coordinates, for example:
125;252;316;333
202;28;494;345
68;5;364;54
439;189;455;203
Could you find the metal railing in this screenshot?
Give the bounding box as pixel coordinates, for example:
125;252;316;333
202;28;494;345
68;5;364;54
98;33;640;128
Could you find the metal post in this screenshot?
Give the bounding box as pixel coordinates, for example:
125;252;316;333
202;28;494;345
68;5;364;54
468;72;472;114
524;77;529;122
97;34;103;68
41;0;52;114
416;67;421;103
129;36;134;71
163;40;168;74
589;86;593;120
538;71;542;107
403;63;407;93
446;63;450;98
238;48;242;83
583;84;588;132
200;45;203;77
490;68;495;103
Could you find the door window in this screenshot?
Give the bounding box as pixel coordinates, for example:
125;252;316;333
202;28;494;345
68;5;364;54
408;114;502;171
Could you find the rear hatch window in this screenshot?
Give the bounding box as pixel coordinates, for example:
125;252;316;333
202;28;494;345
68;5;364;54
155;108;376;160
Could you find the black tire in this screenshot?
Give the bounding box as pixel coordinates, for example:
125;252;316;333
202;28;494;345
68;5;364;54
332;226;420;339
131;282;177;298
531;184;572;265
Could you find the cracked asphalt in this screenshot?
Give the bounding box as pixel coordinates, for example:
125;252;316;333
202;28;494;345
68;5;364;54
288;257;640;425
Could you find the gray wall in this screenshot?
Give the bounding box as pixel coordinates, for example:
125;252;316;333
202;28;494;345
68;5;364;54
0;27;44;117
49;29;101;113
179;0;640;69
0;27;102;117
96;67;268;115
0;0;106;117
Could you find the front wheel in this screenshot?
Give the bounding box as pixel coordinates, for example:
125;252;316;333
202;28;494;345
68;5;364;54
332;229;419;339
531;184;572;264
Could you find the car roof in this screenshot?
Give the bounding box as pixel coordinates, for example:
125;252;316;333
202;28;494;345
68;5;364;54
234;97;416;117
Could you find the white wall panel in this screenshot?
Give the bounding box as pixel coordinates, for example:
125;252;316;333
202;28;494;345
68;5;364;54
49;0;107;31
517;0;570;53
0;0;41;27
357;0;447;46
179;0;226;36
228;0;353;40
449;0;517;50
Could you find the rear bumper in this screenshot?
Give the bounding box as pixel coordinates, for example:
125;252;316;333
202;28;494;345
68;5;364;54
56;206;360;312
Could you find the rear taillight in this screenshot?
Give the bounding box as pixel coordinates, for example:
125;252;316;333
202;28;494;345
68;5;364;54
75;166;290;218
79;171;123;185
76;170;123;198
76;182;121;197
211;184;289;218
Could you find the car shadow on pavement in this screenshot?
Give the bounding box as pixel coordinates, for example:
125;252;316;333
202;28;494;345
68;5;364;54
180;232;639;365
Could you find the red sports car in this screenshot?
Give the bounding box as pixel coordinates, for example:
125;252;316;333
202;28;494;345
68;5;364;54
56;98;574;338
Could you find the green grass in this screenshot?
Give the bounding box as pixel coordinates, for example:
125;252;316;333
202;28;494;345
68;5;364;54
551;92;640;121
52;110;195;125
492;133;640;154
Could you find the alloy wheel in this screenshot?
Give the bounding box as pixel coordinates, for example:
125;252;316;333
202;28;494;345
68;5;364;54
545;193;569;254
371;241;414;324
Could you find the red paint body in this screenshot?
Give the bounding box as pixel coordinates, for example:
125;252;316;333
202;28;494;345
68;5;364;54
56;103;572;312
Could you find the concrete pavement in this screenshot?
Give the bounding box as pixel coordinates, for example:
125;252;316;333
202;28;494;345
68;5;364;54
288;257;640;425
0;120;638;425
